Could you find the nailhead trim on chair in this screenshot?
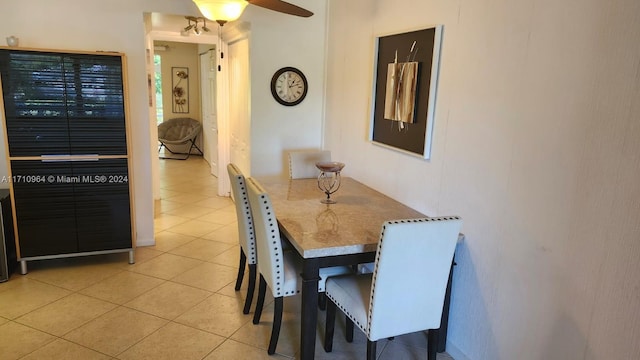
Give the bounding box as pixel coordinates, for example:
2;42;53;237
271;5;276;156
262;194;288;297
236;174;257;264
364;216;461;337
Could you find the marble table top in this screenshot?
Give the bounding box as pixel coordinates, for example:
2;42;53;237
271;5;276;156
257;176;427;258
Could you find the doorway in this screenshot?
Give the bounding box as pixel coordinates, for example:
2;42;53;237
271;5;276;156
199;48;218;177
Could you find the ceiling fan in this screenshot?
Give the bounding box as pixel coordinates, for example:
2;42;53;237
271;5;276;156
193;0;313;26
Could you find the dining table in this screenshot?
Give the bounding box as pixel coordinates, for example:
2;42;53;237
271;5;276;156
257;175;460;359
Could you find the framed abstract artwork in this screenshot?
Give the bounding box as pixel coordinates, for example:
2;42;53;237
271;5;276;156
369;25;443;159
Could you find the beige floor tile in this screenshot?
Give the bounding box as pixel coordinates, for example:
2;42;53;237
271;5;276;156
158;189;183;201
378;339;454;360
230;300;302;358
25;260;123;291
80;271;165;304
164;219;225;238
155;198;187;213
153;231;198;252
0;322;56;360
0;274;31;293
204;339;293;360
171;262;238;292
175;293;252;337
193;196;234;209
0;278;71;319
124;281;211;320
103;246;162;271
201;223;240;244
392;330;430;349
215;275;274;307
63;307;167;357
196;210;238;226
16;293;116;336
128;253;204;280
154;213;191;231
165;205;218;219
167;193;210;204
130;246;165;264
20;338;111;360
118;322;225;360
168;239;235;261
210;245;242;268
308;312;370;360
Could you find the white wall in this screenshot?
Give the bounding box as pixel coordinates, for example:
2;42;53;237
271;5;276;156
0;0;328;247
325;0;640;359
242;0;328;176
156;41;201;122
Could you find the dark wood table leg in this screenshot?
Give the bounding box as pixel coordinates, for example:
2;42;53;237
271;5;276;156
437;259;456;352
300;259;320;360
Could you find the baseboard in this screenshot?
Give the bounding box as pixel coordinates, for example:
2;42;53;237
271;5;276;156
445;341;471;360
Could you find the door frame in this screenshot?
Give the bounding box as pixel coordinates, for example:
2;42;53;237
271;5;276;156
146;30;230;199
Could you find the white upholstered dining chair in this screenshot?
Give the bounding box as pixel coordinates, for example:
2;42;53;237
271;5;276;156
287;150;331;179
246;177;352;355
227;163;257;315
323;216;463;360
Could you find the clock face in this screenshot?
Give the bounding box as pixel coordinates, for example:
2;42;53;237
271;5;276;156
271;67;308;106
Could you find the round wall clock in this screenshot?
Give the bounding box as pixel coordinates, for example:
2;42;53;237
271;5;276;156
270;67;308;106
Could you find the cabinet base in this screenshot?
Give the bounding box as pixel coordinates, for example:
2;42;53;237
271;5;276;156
18;248;135;275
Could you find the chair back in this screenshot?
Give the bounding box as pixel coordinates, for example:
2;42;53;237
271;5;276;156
246;177;287;297
227;163;256;265
288;150;331;179
158;117;202;143
367;216;462;341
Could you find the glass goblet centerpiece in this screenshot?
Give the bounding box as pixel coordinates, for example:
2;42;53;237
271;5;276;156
316;161;345;204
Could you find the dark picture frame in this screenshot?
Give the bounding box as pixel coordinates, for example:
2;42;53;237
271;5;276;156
370;25;443;159
171;66;189;113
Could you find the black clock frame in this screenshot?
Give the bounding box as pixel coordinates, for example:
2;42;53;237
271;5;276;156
270;67;308;106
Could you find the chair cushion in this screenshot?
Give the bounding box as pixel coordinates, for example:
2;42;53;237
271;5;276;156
158;118;201;144
325;274;373;333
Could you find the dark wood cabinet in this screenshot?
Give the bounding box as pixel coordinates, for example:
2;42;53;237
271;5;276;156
0;48;134;272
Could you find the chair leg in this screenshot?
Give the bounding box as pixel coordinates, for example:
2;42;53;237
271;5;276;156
189;137;204;155
159;144;190;160
318;293;327;310
235;248;247;291
243;264;257;315
366;340;377;360
427;329;438;360
345;316;354;343
253;274;267;324
324;298;336;352
268;297;284;355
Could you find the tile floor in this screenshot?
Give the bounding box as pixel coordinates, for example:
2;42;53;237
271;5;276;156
0;157;455;360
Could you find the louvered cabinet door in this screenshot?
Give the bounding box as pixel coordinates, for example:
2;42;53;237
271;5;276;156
64;54;128;155
0;51;70;157
10;161;77;257
71;159;131;252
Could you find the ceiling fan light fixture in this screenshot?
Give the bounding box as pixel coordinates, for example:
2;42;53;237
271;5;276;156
193;0;248;23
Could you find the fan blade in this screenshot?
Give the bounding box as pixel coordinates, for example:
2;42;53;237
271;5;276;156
247;0;313;17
